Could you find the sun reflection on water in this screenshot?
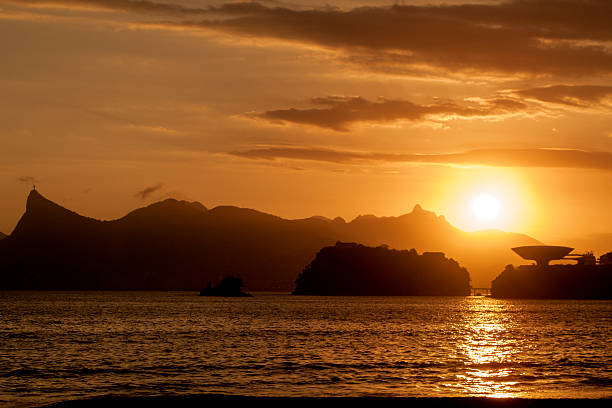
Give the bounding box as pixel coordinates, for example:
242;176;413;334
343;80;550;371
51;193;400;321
457;298;522;398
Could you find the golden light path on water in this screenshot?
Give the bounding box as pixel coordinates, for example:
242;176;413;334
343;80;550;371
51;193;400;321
455;299;520;398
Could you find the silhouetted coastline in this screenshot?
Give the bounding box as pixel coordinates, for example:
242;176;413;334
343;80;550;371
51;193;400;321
491;264;612;299
0;189;537;291
293;242;470;296
199;276;252;297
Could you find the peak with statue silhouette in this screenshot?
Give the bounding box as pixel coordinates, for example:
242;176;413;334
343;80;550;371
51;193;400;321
0;189;540;290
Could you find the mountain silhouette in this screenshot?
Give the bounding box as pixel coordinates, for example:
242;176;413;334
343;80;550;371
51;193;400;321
554;233;612;257
0;190;539;290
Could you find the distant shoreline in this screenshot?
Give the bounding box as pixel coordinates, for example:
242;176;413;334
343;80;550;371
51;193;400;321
43;395;612;408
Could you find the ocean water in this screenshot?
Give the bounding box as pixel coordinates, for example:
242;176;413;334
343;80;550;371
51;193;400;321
1;292;611;407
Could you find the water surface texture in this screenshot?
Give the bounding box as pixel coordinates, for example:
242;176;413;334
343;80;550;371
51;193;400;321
1;292;611;407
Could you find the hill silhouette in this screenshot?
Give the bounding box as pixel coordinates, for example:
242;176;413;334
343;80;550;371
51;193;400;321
491;264;612;299
293;242;470;295
0;190;539;290
555;233;612;258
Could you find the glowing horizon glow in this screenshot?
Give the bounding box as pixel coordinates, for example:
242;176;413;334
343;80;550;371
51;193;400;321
472;194;501;222
430;168;540;236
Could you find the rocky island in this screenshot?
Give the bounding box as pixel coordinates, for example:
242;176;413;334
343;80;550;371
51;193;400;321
199;276;252;297
293;242;471;296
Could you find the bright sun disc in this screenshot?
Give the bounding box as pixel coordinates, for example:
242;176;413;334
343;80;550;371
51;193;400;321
472;194;500;221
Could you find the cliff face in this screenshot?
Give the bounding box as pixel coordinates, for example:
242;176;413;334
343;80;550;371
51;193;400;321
491;264;612;299
0;190;538;290
293;242;471;296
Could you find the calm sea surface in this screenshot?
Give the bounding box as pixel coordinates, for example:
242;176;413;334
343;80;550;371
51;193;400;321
1;292;611;407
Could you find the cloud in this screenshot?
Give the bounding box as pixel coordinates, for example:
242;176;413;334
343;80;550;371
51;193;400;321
189;1;612;77
254;86;612;131
254;95;529;131
17;176;38;185
9;1;612;77
230;147;612;171
134;183;163;200
7;0;210;15
516;85;612;107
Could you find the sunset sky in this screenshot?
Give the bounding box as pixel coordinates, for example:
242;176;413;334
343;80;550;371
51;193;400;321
1;0;611;249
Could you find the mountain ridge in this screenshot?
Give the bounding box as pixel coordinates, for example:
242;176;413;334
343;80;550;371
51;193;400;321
0;189;540;290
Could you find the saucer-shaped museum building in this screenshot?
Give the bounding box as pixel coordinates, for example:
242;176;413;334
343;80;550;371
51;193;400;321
491;246;611;299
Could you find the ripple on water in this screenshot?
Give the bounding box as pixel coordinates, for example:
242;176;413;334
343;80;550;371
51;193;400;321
0;293;611;407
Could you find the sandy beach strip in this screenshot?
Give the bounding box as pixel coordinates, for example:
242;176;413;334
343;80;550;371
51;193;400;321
43;394;611;408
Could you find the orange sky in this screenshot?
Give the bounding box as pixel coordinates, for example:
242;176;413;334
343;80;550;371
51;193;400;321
1;0;611;251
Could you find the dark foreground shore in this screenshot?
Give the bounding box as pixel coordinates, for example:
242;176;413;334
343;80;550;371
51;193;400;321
43;395;611;408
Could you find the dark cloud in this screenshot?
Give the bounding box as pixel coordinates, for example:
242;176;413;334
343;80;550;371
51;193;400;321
255;95;528;131
135;183;163;200
12;0;210;15
17;176;37;186
255;85;612;130
516;85;612;107
11;1;612;77
192;1;612;77
230;147;612;171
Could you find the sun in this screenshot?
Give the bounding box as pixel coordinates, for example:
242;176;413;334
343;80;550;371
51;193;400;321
472;194;500;222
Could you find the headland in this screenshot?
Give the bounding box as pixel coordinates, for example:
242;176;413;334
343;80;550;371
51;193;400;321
491;246;612;299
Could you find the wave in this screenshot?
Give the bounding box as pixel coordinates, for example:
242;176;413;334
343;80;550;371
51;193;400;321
580;376;612;386
5;359;604;379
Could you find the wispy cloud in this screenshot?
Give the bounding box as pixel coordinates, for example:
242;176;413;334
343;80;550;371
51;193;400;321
230;147;612;171
17;176;38;186
516;85;612;107
134;183;163;200
8;0;612;77
187;1;612;77
253;95;529;131
6;0;210;15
